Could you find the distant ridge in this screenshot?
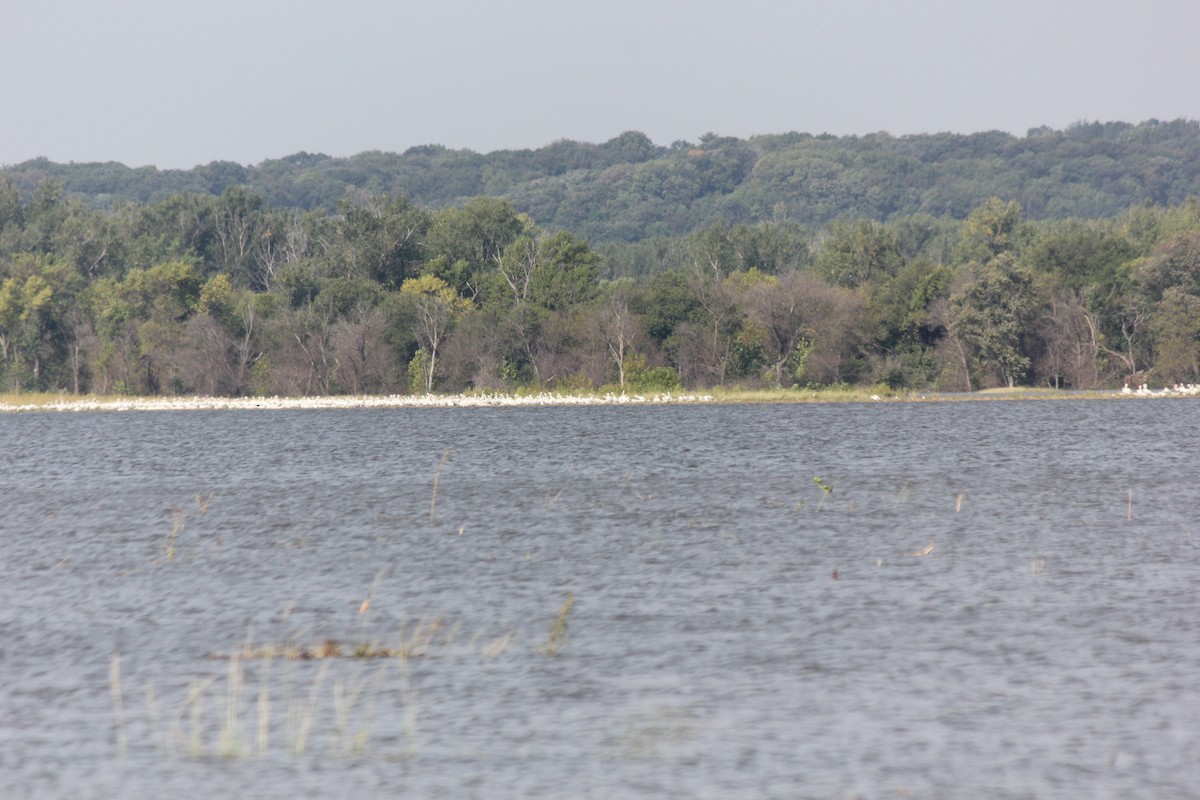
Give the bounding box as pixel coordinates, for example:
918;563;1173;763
4;119;1199;242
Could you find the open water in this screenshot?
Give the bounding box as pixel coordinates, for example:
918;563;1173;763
1;400;1198;799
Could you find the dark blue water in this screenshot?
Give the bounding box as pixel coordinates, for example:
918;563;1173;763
2;400;1198;799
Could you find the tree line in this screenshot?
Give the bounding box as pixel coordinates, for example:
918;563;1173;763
4;171;1200;397
6;119;1200;245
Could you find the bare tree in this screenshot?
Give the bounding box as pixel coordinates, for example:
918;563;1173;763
685;267;739;385
804;286;865;385
1083;300;1149;383
331;303;392;394
513;308;581;388
1034;292;1104;389
743;271;827;387
230;299;262;395
439;307;519;391
178;314;235;395
596;284;641;389
251;209;314;291
211;187;264;282
495;235;540;307
62;307;97;394
266;306;337;396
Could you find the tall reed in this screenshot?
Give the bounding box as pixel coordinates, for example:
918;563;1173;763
430;449;451;524
540;593;575;656
109;653;127;760
164;510;184;561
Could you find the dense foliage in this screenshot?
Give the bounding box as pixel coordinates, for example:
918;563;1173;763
4;120;1200;397
7;120;1200;244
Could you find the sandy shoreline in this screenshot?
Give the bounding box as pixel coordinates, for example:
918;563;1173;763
0;392;717;413
3;386;1193;412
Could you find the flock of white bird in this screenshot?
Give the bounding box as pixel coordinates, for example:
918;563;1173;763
1123;383;1200;396
0;392;717;413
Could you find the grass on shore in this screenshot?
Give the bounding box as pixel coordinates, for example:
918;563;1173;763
0;391;86;407
706;385;904;403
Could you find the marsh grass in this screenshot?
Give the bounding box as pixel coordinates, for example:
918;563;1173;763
112;591;556;763
226;616;454;661
159;492;213;562
539;593;575;656
124;653;388;760
118;621;521;761
708;385;903;404
0;391;94;408
164;510;185;561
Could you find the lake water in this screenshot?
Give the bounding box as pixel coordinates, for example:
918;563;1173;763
2;400;1198;799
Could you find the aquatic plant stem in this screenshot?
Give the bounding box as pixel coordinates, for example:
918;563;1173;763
430;450;451;525
290;660;331;755
110;653;127;760
165;509;184;561
219;654;245;757
399;652;418;758
257;657;271;756
540;593;575;656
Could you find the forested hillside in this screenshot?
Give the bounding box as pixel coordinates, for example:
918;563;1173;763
4;119;1200;398
6;119;1200;241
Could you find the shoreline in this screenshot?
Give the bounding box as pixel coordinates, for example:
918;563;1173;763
0;387;1187;412
0;392;718;413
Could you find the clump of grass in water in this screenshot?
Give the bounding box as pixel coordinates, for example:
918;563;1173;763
162;492;213;561
539;593;574;656
229;617;451;661
164;509;184;561
813;475;834;512
113;604;528;761
119;654;389;759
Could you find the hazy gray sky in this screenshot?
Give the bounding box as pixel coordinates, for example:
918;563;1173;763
2;0;1197;169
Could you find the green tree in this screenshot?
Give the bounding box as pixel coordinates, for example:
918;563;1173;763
91;259;202;393
17;180;69;255
425;197;528;298
1149;287;1200;383
815;219;903;288
955;198;1026;264
0;176;22;238
528;231;603;311
1026;222;1135;292
944;255;1035;389
642;269;700;344
0;254;82;390
1138;232;1200;301
399;274;471;392
332;194;429;289
867;259;952;353
0;272;53;387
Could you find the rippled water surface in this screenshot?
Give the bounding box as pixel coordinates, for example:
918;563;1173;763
2;400;1199;799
